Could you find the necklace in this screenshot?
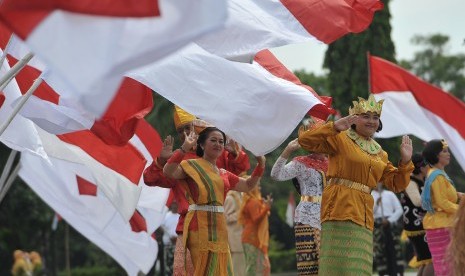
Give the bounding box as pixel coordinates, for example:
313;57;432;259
346;128;381;155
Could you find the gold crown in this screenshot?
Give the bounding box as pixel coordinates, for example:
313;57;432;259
348;94;384;116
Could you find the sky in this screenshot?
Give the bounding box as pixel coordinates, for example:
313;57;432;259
271;0;465;75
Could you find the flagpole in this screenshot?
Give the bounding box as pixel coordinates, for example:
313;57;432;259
0;162;20;203
0;52;34;88
0;149;18;191
0;35;12;67
0;78;43;137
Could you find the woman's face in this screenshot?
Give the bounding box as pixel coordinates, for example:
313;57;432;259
354;112;380;138
437;147;451;167
202;130;225;159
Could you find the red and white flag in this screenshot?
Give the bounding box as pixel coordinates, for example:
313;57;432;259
19;118;168;274
0;32;154;145
196;0;383;61
369;55;465;172
51;212;62;231
0;0;226;116
20;153;162;276
285;191;295;227
129;44;333;155
0;49;46;157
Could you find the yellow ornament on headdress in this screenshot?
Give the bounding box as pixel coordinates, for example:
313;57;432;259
298;116;325;136
173;105;196;130
348;94;384;116
441;139;448;149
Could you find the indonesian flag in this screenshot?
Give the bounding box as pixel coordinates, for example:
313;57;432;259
129;44;333;155
196;0;383;62
20;152;164;276
0;49;46;157
0;32;153;145
369;55;465;172
0;0;227;116
285;191;295;227
30;119;164;221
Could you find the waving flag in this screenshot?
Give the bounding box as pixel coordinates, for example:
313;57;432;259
20;153;161;276
129;45;333;155
0;32;154;145
369;55;465;172
197;0;383;61
0;49;45;157
19;118;167;275
0;0;226;116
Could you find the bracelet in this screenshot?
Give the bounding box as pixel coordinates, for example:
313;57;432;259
167;149;185;164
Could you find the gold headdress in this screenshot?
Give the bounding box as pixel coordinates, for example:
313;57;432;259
173;105;196;130
348;94;384;116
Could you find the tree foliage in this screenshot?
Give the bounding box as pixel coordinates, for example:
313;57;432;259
323;0;395;113
400;34;465;101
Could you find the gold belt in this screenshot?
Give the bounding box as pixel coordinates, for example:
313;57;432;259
300;195;322;203
327;177;371;194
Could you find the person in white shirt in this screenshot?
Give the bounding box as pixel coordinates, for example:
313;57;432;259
372;183;404;276
161;201;180;276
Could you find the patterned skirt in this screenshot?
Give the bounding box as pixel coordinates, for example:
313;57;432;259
294;224;320;275
373;220;404;275
318;221;373;276
425;228;452;276
243;243;270;276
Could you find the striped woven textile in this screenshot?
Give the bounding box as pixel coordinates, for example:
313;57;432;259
425;228;452;276
295;224;320;275
318;221;373;275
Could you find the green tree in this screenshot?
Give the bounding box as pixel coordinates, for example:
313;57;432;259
399;34;465;101
323;0;395;113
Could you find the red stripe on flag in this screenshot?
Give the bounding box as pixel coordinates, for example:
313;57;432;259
58;131;147;184
7;56;60;104
76;175;97;196
0;92;5;108
134;120;163;160
369;55;465;139
280;0;383;43
129;211;148;233
0;0;160;39
254;49;335;119
91;78;154;146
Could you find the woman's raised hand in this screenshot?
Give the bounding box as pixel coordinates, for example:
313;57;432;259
181;129;198;152
255;155;266;167
399;135;413;165
287;138;301;152
334;114;358;132
159;135;174;160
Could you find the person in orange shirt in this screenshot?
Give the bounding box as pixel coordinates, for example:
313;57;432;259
239;183;272;276
298;95;414;275
421;139;463;276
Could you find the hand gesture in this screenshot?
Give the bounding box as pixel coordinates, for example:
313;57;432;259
287;138;301;151
255;155;266;167
225;138;240;156
264;193;273;207
181;129;198;152
159;135;174;161
399;135;413;164
334;115;358;132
